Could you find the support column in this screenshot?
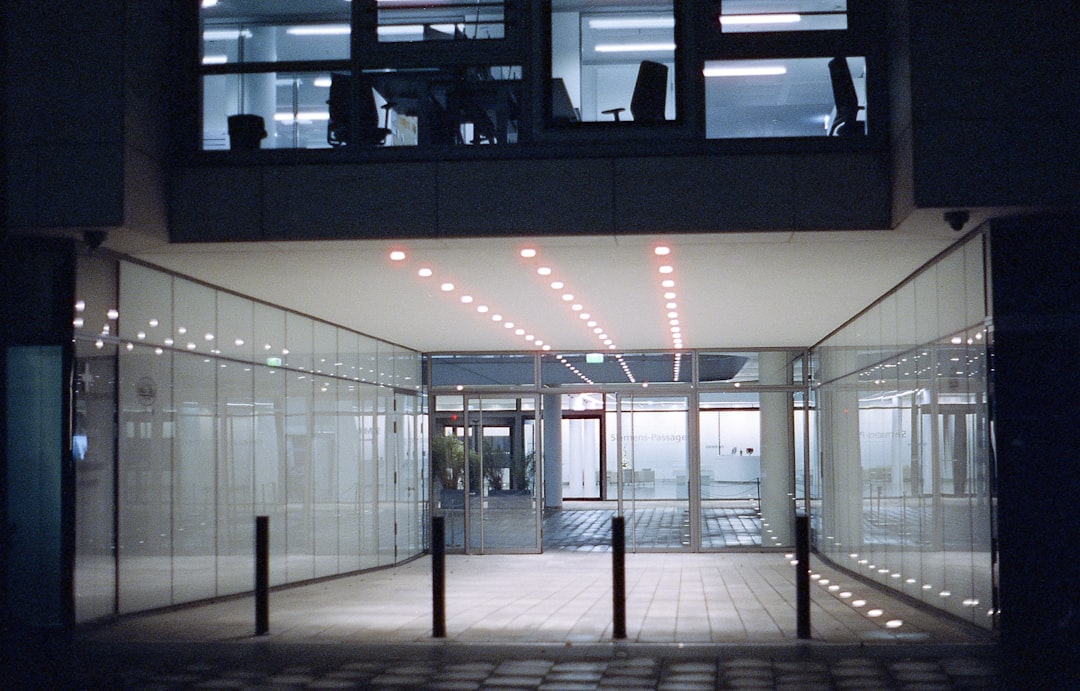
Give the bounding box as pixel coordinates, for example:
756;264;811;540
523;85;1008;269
759;351;795;546
542;393;562;511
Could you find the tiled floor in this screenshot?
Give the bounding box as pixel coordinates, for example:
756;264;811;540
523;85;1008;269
83;552;987;645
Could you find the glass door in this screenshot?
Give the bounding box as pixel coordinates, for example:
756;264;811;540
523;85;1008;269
608;393;691;551
432;395;540;553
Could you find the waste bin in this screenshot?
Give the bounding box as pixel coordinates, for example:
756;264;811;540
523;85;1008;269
227;114;267;150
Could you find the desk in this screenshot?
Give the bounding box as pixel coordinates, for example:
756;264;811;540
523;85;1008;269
371;70;520;145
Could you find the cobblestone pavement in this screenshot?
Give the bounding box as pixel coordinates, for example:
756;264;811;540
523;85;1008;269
9;640;1003;690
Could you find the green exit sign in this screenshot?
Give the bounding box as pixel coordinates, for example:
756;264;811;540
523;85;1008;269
266;357;282;367
586;353;604;364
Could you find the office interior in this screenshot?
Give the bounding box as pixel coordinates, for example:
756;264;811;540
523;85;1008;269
3;1;1079;684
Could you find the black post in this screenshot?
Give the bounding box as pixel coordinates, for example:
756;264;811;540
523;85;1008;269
612;516;626;639
432;516;446;638
795;513;810;639
255;515;269;636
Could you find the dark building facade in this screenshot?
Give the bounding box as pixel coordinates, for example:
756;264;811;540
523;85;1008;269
3;1;1078;685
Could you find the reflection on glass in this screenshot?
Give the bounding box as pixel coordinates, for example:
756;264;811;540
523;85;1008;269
376;1;506;42
719;0;848;33
705;57;866;138
812;231;995;629
551;3;675;123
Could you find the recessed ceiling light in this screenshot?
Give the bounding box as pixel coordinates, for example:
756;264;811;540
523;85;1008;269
662;279;675;288
664;292;676;299
504;322;514;328
440;283;454;292
666;302;677;309
389;250;406;261
537;267;552;276
520;248;536;258
654;246;671;255
515;328;525;335
477;305;489;313
550;281;564;290
461;295;473;303
571;304;583;311
562;293;574;301
579;313;590;320
418;267;433;277
659;265;673;274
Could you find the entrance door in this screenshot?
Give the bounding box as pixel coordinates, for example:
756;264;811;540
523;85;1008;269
432;395;540;553
609;393;691;551
562;414;602;499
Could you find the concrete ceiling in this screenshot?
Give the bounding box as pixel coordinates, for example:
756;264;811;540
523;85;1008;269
124;210;980;354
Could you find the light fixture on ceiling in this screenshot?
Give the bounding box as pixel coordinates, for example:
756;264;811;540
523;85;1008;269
389;250;406;261
286;25;351;36
703;65;787;78
720;14;801;27
595;42;675;53
588;16;675;30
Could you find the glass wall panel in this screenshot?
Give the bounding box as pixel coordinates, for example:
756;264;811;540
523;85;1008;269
254;359;289;586
117;344;173;613
285;370;315;581
699;392;761;548
338;379;362;573
171;352;218;603
74;255;119;623
812;231;994;630
312;374;340;576
91;260;423;616
216;358;254;596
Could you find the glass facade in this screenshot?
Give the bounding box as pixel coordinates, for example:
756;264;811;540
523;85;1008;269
73;255;425;622
810;231;995;630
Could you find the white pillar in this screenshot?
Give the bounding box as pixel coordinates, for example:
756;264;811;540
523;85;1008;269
759;351;795;546
543;394;562;510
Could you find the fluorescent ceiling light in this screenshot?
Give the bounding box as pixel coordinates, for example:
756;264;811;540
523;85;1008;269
595;42;675;53
377;25;424;36
203;29;252;40
720;14;801;26
202;55;228;65
588;17;674;30
286;25;351;36
274;112;331;122
703;65;787;77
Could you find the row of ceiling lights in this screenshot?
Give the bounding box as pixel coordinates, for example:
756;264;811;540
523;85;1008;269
653;245;685;382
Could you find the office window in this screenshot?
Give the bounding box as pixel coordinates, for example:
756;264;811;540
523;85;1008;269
718;0;847;33
200;2;352;65
550;3;676;124
705;56;865;138
375;0;507;42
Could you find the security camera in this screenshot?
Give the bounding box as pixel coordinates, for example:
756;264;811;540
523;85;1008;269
943;210;970;232
83;229;108;250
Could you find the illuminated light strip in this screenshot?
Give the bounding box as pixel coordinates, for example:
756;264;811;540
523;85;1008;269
720;13;801;26
391;252;552;351
588;17;675;30
286;25;351;36
519;247;621;358
703;65;787;77
274;112;331;122
595;42;675;53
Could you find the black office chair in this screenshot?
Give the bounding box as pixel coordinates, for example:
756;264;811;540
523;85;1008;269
603;60;668;122
828;57;865;136
327;73;392;147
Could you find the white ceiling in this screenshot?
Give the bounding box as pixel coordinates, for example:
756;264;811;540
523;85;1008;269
123;210;981;354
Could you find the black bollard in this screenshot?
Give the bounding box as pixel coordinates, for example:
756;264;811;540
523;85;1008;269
432;516;446;638
795;513;810;639
612;515;626;639
255;515;269;635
